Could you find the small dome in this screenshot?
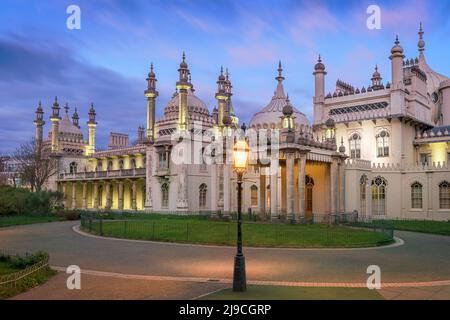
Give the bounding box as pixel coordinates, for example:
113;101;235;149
372;65;381;79
391;36;404;55
314;55;325;71
282;103;293;116
325;118;335;128
59;114;83;136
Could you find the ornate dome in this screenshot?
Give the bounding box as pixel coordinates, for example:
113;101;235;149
249;63;309;130
157;89;214;124
391;36;404;55
59;112;83;139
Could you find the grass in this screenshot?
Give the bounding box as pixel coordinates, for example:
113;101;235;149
388;220;450;236
0;215;64;228
197;285;384;300
0;251;56;299
83;216;393;248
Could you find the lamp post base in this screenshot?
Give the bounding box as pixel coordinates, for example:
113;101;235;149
232;254;247;292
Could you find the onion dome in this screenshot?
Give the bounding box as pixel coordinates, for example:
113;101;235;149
372;65;381;79
391;36;404;55
314;55;325;71
180;51;188;69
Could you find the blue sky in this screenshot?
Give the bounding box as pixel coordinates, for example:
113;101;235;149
0;0;449;152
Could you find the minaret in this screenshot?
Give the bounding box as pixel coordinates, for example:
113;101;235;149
389;36;405;114
86;103;97;156
72;107;80;128
224;68;234;126
176;52;191;131
50;96;61;153
215;66;228;129
313;55;326;125
34;101;45;154
144;63;158;142
418;22;425;57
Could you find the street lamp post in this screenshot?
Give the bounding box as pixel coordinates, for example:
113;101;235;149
232;139;249;292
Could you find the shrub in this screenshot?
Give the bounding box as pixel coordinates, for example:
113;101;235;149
0;186;62;216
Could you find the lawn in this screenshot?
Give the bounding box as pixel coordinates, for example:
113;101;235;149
388;220;450;236
0;251;56;299
197;285;384;300
82;216;393;248
0;215;64;228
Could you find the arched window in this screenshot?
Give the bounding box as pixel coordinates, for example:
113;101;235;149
305;175;314;213
199;183;207;208
130;159;136;169
349;133;361;159
250;185;258;206
98;186;103;207
97;161;103;172
411;182;423;209
360;175;368;216
439;181;450;209
119;159;124;170
372;177;387;215
161;183;169;208
69;162;77;174
376;130;389;157
107;160;113;171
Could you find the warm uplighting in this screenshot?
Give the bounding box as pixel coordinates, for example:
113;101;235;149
232;139;249;173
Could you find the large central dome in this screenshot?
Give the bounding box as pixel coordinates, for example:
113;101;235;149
249;62;309;130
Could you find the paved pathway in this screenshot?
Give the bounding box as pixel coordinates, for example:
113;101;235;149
1;221;449;299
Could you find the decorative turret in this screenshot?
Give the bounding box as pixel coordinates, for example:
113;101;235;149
34;101;45;154
144;63;158;142
86;103;97;156
72;107;80;128
50;96;61;153
371;65;383;89
313;55;327;125
215;66;228;129
137;125;145;145
281;95;295;130
389;36;405;114
176;52;190;131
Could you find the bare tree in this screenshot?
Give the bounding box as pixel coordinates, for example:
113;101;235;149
12;138;58;192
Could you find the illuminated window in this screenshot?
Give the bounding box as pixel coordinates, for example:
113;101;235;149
69;162;77;174
250;185;258;206
360;175;367;216
439;181;450;209
199;184;207;208
411;182;423;209
372;177;387;215
376;130;389;157
349;133;361;159
161;183;169;208
305;175;314;212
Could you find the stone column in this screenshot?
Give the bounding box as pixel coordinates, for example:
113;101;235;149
330;157;338;215
131;180;137;210
118;181;124;211
71;182;77;210
93;182;99;209
223;164;230;216
144;148;153;210
211;164;218;214
298;154;306;221
61;183;67;209
259;171;266;215
286;153;295;221
105;182;111;210
338;160;345;214
82;182;87;210
270;158;278;220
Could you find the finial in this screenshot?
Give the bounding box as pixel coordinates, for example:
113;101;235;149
220;65;223;75
64;103;69;114
150;63;154;72
375;64;378;72
54;96;58;103
395;35;399;45
276;60;284;82
241;122;247;132
38;101;42;107
318;54;322;62
182;51;186;62
418;22;425;54
225;67;229;81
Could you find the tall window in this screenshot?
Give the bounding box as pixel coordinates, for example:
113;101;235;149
69;162;77;174
130;159;136;169
360;175;367;216
107;160;113;171
349;133;361;159
199;148;207;171
199;184;207;208
420;153;431;166
411;182;423;209
119;159;124;170
159;152;167;169
372;177;387;215
439;181;450;209
161;183;169;208
250;185;258;206
376;130;389;157
305;175;314;213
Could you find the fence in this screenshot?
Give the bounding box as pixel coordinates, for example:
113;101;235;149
80;212;394;247
0;250;50;288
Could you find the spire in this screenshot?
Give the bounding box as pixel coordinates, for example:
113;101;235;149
35;101;44;122
72;107;79;127
177;51;189;85
314;54;325;72
391;35;404;55
418;22;425;55
51;96;61;119
274;61;286;99
88;103;97;124
64;103;69;115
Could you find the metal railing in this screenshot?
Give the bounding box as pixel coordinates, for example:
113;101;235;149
0;250;50;288
58;168;146;181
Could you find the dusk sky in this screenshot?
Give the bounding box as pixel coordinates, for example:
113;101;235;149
0;0;449;153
